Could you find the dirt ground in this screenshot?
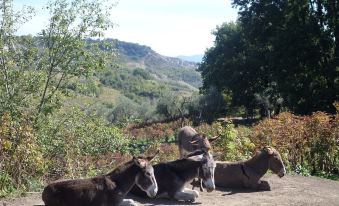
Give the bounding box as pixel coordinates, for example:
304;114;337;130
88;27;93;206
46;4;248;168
1;174;338;206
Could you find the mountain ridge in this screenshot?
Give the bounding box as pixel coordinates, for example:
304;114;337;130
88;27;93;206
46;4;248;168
111;39;202;88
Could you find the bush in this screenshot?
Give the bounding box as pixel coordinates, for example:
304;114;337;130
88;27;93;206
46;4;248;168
0;171;16;197
0;113;45;195
251;112;338;176
196;122;255;161
35;107;130;179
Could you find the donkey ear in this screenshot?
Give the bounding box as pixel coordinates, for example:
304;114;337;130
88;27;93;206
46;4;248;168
134;157;147;168
255;148;261;155
264;147;274;155
208;136;220;143
146;149;160;162
190;140;199;145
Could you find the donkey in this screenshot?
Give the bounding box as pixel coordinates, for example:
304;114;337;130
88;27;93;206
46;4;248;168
214;146;286;191
130;150;216;202
177;126;219;191
177;126;219;158
42;154;158;206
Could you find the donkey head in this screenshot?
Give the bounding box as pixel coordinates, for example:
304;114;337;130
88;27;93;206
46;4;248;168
134;152;158;198
187;150;216;192
190;134;219;152
264;146;286;178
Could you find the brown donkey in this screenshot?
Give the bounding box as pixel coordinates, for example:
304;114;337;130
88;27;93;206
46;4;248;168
177;126;219;158
42;154;158;206
214;146;286;190
130;150;216;202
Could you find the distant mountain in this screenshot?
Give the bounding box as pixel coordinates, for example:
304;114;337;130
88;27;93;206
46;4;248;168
112;40;202;88
177;54;204;63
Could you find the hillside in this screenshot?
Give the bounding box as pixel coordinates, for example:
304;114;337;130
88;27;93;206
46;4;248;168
111;39;201;88
65;39;202;123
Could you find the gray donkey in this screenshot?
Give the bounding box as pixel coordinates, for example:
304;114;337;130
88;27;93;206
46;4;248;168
177;126;219;191
130;150;216;202
214;146;286;190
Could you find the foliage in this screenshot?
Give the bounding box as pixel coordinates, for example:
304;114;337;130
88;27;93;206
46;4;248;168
156;92;191;120
35;107;130;179
124;118;191;141
196;121;255;161
199;0;338;116
0;0;115;119
99;66;171;103
0;171;16;197
187;88;229;124
34;0;114;116
0;0;37;117
251;112;339;175
0;113;45;196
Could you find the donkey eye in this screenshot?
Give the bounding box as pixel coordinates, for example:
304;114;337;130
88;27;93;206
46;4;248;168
146;172;151;176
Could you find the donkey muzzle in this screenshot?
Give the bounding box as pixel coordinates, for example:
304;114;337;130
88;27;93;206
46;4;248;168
204;178;215;192
278;168;286;178
146;185;158;198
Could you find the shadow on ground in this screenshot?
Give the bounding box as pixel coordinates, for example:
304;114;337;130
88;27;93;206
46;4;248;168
127;194;202;206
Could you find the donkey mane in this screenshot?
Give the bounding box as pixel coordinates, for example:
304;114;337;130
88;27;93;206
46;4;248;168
245;150;271;176
167;158;201;174
106;159;136;179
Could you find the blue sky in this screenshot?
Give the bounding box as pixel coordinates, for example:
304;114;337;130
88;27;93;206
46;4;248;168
15;0;238;56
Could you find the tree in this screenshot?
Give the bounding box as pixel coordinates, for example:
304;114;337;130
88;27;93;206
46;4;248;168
199;0;338;116
0;0;36;117
0;0;115;119
35;0;114;116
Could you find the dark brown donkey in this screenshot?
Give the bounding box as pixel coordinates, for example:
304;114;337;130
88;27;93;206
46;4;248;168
130;150;216;202
42;154;158;206
214;146;286;190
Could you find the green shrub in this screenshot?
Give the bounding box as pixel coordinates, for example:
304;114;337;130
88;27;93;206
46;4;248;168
0;171;16;197
35;107;130;179
0;113;45;195
196;122;255;161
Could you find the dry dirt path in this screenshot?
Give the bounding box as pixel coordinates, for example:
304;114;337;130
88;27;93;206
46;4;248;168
1;174;338;206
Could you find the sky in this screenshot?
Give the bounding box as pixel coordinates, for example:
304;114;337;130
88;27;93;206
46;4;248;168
14;0;238;57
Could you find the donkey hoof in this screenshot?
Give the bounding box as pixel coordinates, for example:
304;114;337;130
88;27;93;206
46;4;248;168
188;198;196;203
120;199;138;206
259;181;271;191
192;190;199;198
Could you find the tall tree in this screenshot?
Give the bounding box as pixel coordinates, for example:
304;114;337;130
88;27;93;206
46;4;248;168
200;0;338;116
0;0;36;117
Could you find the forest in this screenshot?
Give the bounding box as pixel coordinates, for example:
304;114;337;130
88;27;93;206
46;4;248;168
0;0;338;197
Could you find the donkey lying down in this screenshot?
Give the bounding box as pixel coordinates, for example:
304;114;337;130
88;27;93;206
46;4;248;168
130;150;216;202
214;147;286;191
177;126;219;191
42;154;158;206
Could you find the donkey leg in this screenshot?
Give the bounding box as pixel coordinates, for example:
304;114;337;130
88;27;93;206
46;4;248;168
183;188;199;198
257;180;271;191
118;199;138;206
174;190;197;202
